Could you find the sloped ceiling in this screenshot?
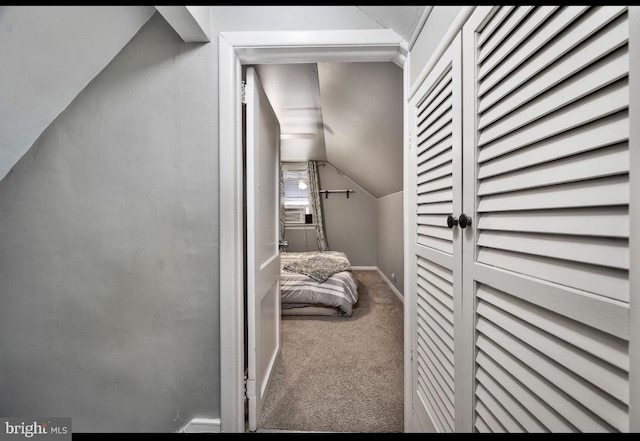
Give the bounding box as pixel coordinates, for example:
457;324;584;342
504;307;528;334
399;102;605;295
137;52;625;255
254;63;327;163
254;5;426;199
256;61;403;199
318;61;403;199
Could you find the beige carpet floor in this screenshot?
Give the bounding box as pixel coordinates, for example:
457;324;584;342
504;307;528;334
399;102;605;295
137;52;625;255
257;270;404;433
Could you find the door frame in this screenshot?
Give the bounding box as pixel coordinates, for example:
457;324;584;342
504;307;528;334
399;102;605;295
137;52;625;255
218;29;408;432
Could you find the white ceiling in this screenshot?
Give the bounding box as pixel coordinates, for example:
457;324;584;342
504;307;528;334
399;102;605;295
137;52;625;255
253;6;425;199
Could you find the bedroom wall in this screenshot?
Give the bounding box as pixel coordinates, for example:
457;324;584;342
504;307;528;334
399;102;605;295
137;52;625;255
0;12;219;432
377;191;404;296
287;162;378;267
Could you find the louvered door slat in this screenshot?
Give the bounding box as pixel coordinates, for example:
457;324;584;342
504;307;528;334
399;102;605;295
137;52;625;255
479;17;628;124
476;351;574;432
418;120;453;154
477;300;628;403
418;255;454;284
417;201;452;215
423;335;455;392
421;94;453;134
479;7;627;112
417;336;454;396
476;383;524;432
478;6;535;64
417;272;454;309
478;49;628;144
477;286;629;372
417;187;453;204
477;113;628;180
417;134;452;164
421;347;455;418
477;314;627;431
420;293;454;338
417;234;451;254
477;78;628;156
419;362;453;432
477;248;628;302
475;398;507;433
477;207;629;238
417;162;451;185
417;147;452;175
477;231;627;269
474;414;491;433
477;175;628;212
476;331;615;432
476;367;546;432
479;6;594;94
418;214;448;228
478;80;629;156
479;6;555;78
418;313;454;368
477;6;514;47
417;70;452;122
478;143;628;196
418;174;453;193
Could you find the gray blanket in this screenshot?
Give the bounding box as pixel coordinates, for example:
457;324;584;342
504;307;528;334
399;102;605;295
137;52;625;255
283;254;351;283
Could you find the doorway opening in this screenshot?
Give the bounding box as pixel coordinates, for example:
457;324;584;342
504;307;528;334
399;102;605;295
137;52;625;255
219;30;408;433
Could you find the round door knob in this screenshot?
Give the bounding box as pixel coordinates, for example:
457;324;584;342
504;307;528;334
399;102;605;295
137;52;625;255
459;213;472;229
446;214;458;228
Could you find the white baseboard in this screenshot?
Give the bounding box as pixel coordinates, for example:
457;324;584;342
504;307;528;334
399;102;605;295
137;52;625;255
179;418;221;433
376;268;404;304
351;265;377;271
352;266;404;303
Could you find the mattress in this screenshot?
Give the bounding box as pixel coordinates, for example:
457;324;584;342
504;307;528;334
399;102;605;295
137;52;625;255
280;251;358;316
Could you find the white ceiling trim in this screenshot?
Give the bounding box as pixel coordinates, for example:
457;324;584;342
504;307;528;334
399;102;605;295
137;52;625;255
220;29;407;65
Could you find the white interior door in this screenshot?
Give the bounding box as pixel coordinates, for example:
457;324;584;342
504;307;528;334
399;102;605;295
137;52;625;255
245;66;281;432
462;5;631;432
406;33;465;433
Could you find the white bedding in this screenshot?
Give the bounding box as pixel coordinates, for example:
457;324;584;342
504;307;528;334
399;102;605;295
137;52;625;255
280;251;358;316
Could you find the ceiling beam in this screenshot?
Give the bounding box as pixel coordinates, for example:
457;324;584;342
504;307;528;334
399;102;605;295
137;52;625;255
155;6;210;43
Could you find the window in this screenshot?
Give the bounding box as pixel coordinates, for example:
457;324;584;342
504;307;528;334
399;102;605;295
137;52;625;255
282;162;310;223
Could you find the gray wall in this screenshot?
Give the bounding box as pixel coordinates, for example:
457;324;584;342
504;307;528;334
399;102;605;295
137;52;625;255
319;163;378;266
0;12;218;432
377;191;404;296
0;5;156;182
409;6;463;88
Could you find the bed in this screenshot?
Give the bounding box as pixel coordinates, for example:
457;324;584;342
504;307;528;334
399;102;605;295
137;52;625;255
280;251;358;316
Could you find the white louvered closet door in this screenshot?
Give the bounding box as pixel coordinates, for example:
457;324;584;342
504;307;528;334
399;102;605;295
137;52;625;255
407;33;465;433
462;5;632;432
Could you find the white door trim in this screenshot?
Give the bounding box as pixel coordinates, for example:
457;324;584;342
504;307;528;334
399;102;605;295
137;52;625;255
628;5;640;433
218;29;407;433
